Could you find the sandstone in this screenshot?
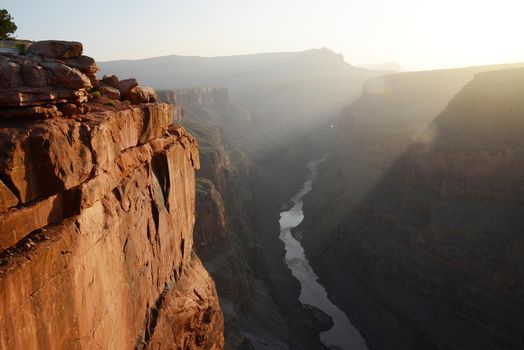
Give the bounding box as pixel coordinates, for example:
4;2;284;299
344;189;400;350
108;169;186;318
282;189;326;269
102;74;120;89
98;84;121;100
0;180;18;212
26;40;83;59
146;253;224;349
194;178;228;257
20;60;48;87
0;86;88;107
85;71;98;87
0;105;62;119
118;78;138;96
0;194;65;250
0;41;224;348
0;103;223;349
58;102;79;117
0;58;24;88
0;104;173;204
124;85;158;104
64;55;99;73
40;61;92;90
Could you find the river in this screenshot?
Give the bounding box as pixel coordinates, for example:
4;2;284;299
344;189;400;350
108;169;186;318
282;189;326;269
278;158;368;350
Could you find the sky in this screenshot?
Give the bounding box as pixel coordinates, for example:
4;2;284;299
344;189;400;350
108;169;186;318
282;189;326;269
4;0;524;70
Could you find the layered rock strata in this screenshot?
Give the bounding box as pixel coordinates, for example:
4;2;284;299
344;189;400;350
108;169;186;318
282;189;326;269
300;66;524;349
0;41;223;349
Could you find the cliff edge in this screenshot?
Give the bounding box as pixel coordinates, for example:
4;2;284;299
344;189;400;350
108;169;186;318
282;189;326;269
0;40;224;349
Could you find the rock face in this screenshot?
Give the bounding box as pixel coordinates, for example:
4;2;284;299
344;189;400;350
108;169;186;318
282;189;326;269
27;40;83;59
194;178;228;257
0;41;224;349
159;89;261;348
299;66;524;349
0;40;159;120
159;88;336;350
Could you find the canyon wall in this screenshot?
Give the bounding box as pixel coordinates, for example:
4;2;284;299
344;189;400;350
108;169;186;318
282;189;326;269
0;41;223;349
159;89;289;349
159;88;337;350
300;66;524;349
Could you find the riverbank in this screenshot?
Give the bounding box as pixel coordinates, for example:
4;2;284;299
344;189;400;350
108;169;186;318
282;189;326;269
279;159;368;350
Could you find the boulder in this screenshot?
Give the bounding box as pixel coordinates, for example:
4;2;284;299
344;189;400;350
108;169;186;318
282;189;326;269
26;40;83;59
123;86;157;104
40;61;92;90
59;103;80;117
64;55;99;73
118;78;138;96
101;75;119;89
20;60;48;87
85;71;98;87
0;59;24;88
98;85;121;100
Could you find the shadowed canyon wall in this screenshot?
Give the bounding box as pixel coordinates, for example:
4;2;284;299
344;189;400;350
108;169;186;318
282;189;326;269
299;66;524;349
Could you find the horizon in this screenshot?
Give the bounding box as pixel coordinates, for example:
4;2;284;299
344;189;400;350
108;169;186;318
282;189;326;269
95;47;524;73
6;0;524;71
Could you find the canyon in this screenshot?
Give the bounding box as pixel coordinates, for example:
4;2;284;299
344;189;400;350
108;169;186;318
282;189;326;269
105;50;524;350
299;65;524;349
157;88;330;349
2;37;524;350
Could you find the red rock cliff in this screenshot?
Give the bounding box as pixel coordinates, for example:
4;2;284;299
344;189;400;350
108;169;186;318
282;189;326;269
0;41;223;349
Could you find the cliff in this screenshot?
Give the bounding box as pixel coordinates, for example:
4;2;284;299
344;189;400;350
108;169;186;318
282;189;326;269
0;41;223;349
299;65;524;349
158;89;293;349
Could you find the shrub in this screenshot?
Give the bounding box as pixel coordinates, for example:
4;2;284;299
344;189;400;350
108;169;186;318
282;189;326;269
14;43;25;54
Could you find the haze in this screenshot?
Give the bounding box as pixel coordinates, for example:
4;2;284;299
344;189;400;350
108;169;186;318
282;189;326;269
9;0;524;70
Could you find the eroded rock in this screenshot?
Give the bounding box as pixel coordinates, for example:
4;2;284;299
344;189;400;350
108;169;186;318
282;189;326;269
0;41;223;349
98;85;120;100
0;103;222;349
124;85;158;104
118;78;138;96
26;40;83;59
40;61;92;90
64;55;99;73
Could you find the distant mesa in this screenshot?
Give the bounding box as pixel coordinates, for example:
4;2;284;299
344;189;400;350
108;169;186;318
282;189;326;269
359;61;404;72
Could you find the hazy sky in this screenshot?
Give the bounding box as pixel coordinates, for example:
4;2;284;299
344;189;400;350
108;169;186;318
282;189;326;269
6;0;524;70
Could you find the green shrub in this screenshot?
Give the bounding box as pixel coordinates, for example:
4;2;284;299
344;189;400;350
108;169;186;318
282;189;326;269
91;91;101;99
14;43;25;54
105;100;117;107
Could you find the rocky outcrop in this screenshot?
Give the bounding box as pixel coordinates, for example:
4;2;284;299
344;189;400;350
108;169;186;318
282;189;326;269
0;41;223;349
0;40;161;120
194;178;228;257
300;65;524;349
